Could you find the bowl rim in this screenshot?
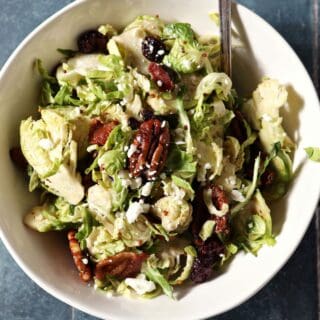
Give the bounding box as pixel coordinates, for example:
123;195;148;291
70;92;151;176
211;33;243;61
1;1;319;319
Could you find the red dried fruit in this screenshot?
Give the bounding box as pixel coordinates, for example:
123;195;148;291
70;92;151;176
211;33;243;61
260;169;276;187
129;118;170;180
88;119;119;146
191;236;225;283
211;185;229;210
9;147;28;171
142;36;167;63
214;215;230;236
68;230;92;282
77;30;108;54
95;252;148;280
148;62;176;91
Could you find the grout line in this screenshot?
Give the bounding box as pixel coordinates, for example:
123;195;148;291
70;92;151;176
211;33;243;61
312;0;319;91
71;307;75;320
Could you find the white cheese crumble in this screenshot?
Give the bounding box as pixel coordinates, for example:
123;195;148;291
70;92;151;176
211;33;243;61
230;189;246;202
127;144;137;157
81;258;89;265
161;120;166;128
38;138;53;150
157;80;163;87
141;182;153;197
261;113;272;122
204;163;212;170
225;176;237;187
182;59;192;69
157;49;165;55
119;170;142;189
125;274;156;295
126;201;150;224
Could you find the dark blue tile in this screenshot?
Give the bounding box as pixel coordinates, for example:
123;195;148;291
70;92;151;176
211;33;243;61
213;221;318;320
73;310;99;320
0;0;72;67
0;240;71;320
237;0;314;74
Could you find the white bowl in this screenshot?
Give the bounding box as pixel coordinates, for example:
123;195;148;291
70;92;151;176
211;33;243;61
0;0;319;319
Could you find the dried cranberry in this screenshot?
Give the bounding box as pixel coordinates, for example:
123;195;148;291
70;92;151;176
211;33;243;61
148;63;176;91
9;147;28;171
197;237;225;266
77;30;108;54
191;237;225;283
260;169;276;186
190;258;213;283
128;118;141;130
142;36;167;63
141;108;155;121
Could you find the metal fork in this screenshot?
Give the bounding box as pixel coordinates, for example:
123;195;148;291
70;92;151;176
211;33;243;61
219;0;232;77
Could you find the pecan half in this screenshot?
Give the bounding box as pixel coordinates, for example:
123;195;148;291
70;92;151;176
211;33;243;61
148;63;176;91
210;185;230;236
129;119;170;180
211;185;229;210
88;119;119;146
95;252;148;280
67;230;92;282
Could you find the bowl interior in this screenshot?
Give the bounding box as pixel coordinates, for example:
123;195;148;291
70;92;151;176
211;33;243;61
0;0;320;319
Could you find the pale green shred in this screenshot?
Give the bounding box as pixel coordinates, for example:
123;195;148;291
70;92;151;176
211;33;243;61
305;147;320;162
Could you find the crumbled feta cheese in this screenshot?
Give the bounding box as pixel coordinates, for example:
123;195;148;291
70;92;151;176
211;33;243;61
125;274;156;295
131;177;142;189
82;258;89;265
127;144;137;157
204;163;212;170
161;120;166;128
230;189;245;202
149;44;154;53
157;80;163;87
141;182;153;197
225;176;237;187
157;49;165;55
182;59;192;69
38;138;53;150
126;202;150;223
117;83;125;91
261;113;272;122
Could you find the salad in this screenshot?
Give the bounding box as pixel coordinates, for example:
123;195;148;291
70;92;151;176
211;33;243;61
10;15;295;298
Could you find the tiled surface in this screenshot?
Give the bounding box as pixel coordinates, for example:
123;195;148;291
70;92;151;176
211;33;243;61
0;0;319;319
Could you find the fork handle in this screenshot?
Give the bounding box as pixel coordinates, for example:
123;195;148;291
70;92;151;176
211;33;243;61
219;0;232;77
